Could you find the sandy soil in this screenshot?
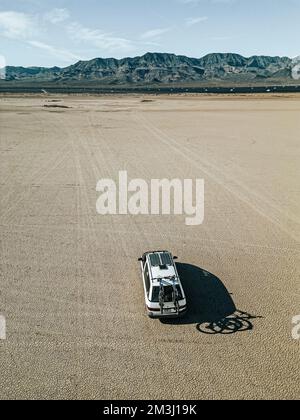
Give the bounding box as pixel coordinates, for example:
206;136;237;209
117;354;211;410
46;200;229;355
0;94;299;400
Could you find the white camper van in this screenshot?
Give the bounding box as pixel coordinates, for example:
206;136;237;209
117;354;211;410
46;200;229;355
138;251;187;318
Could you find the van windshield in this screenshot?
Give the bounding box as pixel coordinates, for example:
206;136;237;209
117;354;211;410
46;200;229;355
151;285;183;302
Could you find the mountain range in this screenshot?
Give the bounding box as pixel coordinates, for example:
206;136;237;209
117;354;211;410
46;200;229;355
2;53;297;85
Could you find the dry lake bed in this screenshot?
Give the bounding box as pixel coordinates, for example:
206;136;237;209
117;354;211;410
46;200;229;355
0;93;299;399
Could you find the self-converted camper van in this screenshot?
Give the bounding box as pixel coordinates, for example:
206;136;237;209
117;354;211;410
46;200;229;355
138;251;187;318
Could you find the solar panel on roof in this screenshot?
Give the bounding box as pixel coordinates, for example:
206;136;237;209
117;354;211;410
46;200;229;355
149;253;160;267
160;252;172;266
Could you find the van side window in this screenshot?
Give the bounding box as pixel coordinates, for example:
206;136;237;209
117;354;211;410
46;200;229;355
144;264;150;293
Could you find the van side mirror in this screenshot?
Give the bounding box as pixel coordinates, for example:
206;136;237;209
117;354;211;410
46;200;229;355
173;256;178;260
138;258;143;262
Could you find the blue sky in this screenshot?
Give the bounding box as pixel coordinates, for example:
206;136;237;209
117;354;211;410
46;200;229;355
0;0;299;67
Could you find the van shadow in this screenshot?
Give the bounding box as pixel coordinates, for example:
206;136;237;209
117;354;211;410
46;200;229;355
161;263;261;334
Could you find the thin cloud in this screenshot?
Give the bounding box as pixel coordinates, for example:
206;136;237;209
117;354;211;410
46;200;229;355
0;10;81;64
179;0;201;5
28;40;82;63
67;22;136;53
211;35;234;41
185;16;208;27
44;8;70;24
179;0;236;5
141;27;171;40
0;11;34;39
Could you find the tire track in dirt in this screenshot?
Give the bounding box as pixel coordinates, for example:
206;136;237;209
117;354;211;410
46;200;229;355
0;110;73;225
136;112;299;243
131;111;252;264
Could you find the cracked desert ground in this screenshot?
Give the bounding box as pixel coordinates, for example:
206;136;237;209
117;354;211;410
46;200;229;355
0;93;299;400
